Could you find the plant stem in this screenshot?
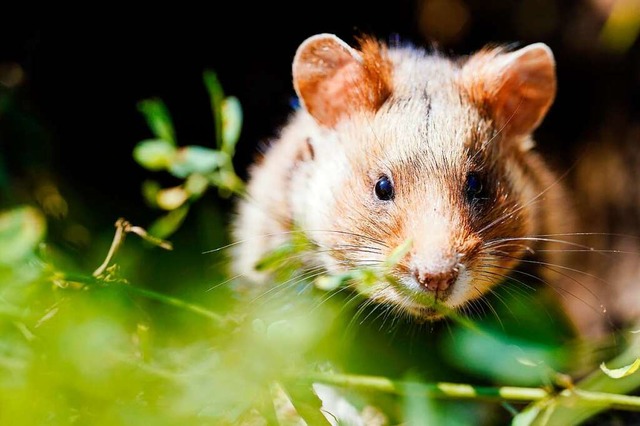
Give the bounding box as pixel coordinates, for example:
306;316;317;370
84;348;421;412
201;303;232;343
123;284;225;324
303;373;547;403
93;218;173;277
303;372;640;411
521;332;640;424
569;389;640;411
61;273;225;325
92;218;128;277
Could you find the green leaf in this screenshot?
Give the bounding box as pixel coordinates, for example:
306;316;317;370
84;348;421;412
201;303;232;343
357;269;380;288
203;70;224;149
384;238;413;269
137;99;176;145
209;170;246;196
349;268;382;297
168;146;228;178
600;358;640;379
133;139;177;171
254;243;296;272
0;205;46;264
442;327;565;386
221;96;242;155
512;404;543;426
402;379;442;425
141;180;161;207
184;173;209;198
281;382;331;426
315;274;348;291
148;205;190;239
156;186;189;210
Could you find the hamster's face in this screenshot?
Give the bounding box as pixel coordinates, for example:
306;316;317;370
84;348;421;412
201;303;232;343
298;90;542;319
291;34;557;320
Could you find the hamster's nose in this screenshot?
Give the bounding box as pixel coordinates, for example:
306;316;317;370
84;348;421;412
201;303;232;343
413;268;458;292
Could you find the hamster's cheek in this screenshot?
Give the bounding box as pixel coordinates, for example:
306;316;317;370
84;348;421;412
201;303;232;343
291;149;352;241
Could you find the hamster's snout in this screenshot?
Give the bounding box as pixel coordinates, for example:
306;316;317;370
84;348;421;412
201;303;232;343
413;268;458;293
404;235;477;304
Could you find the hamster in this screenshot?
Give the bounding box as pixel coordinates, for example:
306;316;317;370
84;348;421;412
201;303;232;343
231;33;578;330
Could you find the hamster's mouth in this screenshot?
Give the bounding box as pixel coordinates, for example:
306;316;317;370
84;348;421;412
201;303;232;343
366;277;443;320
402;304;443;322
367;273;471;321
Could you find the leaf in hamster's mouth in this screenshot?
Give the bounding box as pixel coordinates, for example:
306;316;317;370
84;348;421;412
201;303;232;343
379;301;441;324
411;306;442;322
386;280;457;321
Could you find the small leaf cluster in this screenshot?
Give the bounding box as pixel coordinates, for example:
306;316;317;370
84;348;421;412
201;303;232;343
133;71;244;238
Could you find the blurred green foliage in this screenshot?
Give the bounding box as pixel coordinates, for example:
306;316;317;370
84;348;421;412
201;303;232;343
0;200;577;425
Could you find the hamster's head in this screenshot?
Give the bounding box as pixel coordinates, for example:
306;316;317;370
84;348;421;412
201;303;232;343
290;34;558;320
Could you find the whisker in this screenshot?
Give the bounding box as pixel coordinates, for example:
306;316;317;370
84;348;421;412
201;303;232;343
306;229;390;249
484;236;600;252
473;264;536;292
343;294;372;334
249;266;326;304
310;284;354;313
332;244;384;254
373;304;395;330
203;228;389;254
493;278;539;303
477;265;607;329
481;268;536;306
464;294;485;320
488;250;610;291
534;249;640;255
536;232;640;240
205;271;246;292
359;297;387;325
241;246;382;275
475;285;506;329
348;297;377;331
484;255;607;317
476;198;540;237
479;242;536;256
477;160;576;237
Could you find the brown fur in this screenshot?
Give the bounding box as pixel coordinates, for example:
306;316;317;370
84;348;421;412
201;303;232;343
292;34;392;127
355;36;393;111
462;44;557;137
462;47;506;112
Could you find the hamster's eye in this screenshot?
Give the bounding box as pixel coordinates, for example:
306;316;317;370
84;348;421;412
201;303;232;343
465;172;486;204
375;175;394;201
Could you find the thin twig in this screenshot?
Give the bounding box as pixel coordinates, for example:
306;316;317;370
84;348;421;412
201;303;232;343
93;218;172;277
93;218;128;277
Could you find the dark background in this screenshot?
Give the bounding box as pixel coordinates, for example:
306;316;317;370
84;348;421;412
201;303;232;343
1;1;639;231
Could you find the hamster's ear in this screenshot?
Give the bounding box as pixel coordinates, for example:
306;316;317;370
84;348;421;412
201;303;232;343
292;34;392;128
462;43;556;137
